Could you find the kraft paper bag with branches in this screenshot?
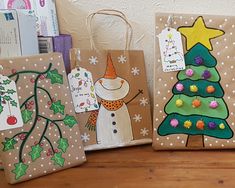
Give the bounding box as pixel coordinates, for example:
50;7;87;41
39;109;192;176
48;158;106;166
0;53;86;184
70;10;152;151
153;13;235;150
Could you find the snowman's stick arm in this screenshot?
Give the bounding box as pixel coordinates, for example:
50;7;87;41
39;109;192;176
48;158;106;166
126;89;143;105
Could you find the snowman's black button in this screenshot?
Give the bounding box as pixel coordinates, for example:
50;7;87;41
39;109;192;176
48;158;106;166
111;113;115;117
113;129;117;134
112;121;116;125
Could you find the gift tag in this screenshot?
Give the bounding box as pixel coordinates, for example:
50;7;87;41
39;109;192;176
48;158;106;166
0;74;23;131
158;27;185;72
68;67;99;113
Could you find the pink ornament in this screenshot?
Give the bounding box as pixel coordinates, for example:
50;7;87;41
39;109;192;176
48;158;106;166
170;119;179;128
185;68;194;77
176;83;184;92
209;101;219;109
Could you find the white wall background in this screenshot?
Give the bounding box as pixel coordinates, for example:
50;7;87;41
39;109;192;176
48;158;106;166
56;0;235;101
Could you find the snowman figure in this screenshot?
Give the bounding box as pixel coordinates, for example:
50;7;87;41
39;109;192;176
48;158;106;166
94;54;135;146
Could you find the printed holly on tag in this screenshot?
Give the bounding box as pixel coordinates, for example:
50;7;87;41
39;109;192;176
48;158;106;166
68;68;99;113
0;75;23;131
158;28;185;72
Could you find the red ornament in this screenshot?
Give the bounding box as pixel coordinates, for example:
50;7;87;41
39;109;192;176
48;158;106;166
7;116;17;125
54;149;58;153
50;122;54;127
30;101;34;105
52;97;56;102
47;101;52;106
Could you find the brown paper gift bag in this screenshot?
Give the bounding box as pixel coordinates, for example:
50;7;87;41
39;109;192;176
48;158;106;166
70;10;152;151
0;53;86;184
153;13;235;150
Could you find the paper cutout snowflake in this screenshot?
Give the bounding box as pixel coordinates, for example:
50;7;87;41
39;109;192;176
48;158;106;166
131;67;140;76
139;97;148;106
140;128;149;136
81;132;90;143
88;56;98;65
118;55;127;64
133;114;142;122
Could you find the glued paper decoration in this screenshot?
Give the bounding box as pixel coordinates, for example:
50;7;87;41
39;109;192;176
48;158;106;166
68;67;99;113
0;53;85;184
70;50;152;151
158;27;185;72
0;75;23;131
154;13;235;150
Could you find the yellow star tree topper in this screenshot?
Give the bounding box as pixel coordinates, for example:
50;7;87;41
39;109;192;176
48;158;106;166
178;16;224;51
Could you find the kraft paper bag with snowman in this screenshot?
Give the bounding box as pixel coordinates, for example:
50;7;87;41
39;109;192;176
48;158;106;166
0;53;86;184
69;10;152;151
70;50;152;150
153;13;235;150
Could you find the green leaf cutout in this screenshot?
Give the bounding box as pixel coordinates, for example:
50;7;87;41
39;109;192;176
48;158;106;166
0;86;5;90
3;95;12;101
51;152;65;167
50;100;65;115
2;79;11;85
63;115;77;128
7;89;16;94
10;100;17;107
21;109;33;124
57;138;69;153
2;137;17;151
12;162;28;180
28;144;43;162
46;69;63;84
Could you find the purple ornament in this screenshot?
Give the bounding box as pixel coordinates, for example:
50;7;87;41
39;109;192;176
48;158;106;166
202;70;211;80
208;122;217;129
194;56;204;65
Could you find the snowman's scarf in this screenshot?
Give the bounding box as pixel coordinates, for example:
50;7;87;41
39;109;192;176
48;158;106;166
85;99;124;131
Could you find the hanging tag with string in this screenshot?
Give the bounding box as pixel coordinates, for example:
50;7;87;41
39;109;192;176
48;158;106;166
0;66;23;131
68;52;99;113
158;15;185;72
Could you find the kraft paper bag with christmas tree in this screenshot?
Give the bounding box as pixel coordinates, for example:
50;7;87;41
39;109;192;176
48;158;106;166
69;10;152;151
154;13;235;150
0;53;86;184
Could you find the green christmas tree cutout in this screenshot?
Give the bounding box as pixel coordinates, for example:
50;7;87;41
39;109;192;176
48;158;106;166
158;17;233;148
1;63;78;181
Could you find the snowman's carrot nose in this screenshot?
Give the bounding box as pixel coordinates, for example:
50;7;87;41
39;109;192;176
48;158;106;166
121;80;124;84
99;80;103;84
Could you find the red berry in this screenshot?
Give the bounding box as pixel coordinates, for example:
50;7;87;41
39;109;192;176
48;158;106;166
50;122;54;127
52;98;56;102
34;141;38;145
40;143;44;147
30;101;34;105
26;104;32;109
30;78;35;83
11;69;17;74
2;100;6;104
47;101;52;106
40;74;45;80
7;116;17;125
55;149;58;153
37;117;41;121
22;158;26;163
46;152;51;157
